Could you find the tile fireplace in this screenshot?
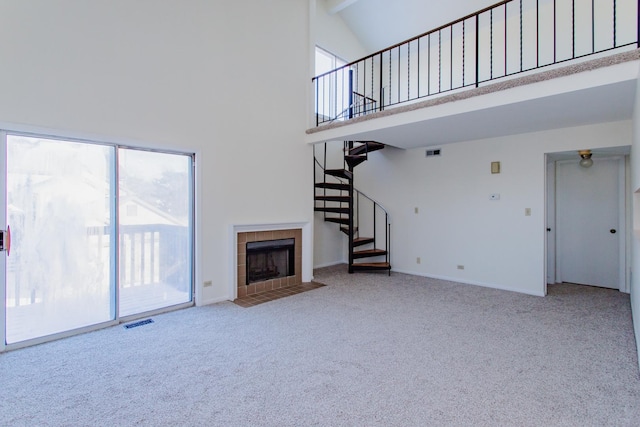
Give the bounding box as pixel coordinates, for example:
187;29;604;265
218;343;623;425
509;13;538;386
236;228;302;299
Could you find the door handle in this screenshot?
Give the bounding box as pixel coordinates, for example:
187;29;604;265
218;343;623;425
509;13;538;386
610;229;617;234
0;225;10;256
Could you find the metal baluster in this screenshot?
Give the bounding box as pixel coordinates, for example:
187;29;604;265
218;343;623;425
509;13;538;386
340;68;345;118
504;3;507;76
462;20;466;86
537;0;540;67
592;0;595;53
572;0;576;58
491;9;494;79
418;37;421;96
408;40;411;101
554;0;557;63
362;58;366;116
450;25;454;90
379;52;384;111
334;69;338;120
520;0;523;71
614;0;618;47
429;32;433;93
373;203;376;249
314;78;319;126
371;55;374;113
397;46;401;103
438;29;442;93
475;14;480;87
388;50;392;105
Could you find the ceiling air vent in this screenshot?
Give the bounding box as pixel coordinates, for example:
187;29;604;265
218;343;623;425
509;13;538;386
426;148;441;157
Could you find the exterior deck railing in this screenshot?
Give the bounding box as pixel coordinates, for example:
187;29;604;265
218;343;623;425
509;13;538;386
313;0;639;126
5;224;189;309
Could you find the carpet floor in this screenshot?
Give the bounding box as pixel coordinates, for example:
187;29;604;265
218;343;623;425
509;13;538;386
1;265;639;426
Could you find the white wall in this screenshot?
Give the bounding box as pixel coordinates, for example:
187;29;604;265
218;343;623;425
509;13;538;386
315;0;367;62
631;62;640;370
352;120;631;296
0;0;313;305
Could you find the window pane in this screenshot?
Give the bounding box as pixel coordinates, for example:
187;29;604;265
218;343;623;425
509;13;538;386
6;136;115;343
118;149;192;316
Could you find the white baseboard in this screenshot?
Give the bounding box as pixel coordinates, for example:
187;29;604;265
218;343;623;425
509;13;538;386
198;296;231;306
313;260;347;269
391;268;546;297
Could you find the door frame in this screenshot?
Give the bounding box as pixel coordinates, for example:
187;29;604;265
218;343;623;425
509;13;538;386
546;154;629;293
0;129;197;352
0;130;6;352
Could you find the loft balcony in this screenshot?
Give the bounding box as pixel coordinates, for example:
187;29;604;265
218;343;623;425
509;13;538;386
307;0;640;149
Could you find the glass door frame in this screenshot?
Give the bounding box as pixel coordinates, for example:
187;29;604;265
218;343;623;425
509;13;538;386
0;130;195;351
0;130;6;352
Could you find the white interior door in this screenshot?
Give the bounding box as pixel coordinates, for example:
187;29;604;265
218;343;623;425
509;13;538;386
556;157;622;289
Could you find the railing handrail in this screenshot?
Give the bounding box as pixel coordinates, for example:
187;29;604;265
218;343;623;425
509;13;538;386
325;91;377;123
354;188;390;219
313;0;639;125
313;0;511;81
352;91;377;103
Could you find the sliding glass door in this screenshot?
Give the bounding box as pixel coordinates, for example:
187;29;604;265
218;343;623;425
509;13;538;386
5;135;116;343
2;134;193;346
118;149;192;317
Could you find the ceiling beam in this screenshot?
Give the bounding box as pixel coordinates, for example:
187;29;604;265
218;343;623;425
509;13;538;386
325;0;359;14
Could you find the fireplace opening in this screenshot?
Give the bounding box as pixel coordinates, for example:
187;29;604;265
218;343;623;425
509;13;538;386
246;238;295;285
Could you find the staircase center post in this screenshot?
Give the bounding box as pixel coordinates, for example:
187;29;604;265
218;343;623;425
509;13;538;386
348;141;355;273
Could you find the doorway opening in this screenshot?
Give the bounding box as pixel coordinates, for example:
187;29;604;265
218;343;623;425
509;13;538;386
546;147;630;294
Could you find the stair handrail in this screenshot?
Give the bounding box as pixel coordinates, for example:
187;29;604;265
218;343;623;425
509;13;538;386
324;91;379;124
354;188;391;269
354;188;390;219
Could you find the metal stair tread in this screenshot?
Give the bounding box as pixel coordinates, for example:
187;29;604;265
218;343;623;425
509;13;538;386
314;207;350;214
325;217;349;225
348;141;385;156
345;155;367;168
340;226;358;235
325;169;353;180
353;237;375;247
315;182;350;191
351;262;391;270
352;248;387;259
315;195;350;202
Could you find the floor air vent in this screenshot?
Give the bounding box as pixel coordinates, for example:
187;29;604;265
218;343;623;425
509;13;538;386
124;319;154;329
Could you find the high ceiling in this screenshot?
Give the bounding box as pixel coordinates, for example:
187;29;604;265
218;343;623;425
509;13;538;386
329;0;498;53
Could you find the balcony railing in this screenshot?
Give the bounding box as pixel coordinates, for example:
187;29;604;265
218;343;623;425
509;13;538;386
313;0;639;126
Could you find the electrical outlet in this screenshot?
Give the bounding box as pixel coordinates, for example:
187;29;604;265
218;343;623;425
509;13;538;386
203;280;213;287
414;207;419;214
416;257;421;264
525;208;531;216
457;265;465;270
